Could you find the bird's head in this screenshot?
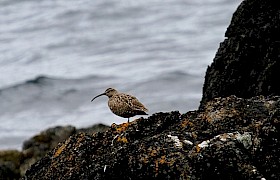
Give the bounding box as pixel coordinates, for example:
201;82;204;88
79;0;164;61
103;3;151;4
91;88;118;101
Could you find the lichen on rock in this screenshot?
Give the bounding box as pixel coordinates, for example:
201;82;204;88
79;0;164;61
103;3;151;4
23;95;280;179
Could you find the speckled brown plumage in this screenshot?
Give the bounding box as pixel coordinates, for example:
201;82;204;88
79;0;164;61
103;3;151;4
91;88;148;122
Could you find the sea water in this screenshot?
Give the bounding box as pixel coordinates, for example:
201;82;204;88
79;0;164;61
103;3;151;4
0;0;241;149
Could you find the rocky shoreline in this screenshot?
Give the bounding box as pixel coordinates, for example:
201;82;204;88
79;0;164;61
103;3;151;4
0;124;109;179
23;95;280;179
2;0;280;179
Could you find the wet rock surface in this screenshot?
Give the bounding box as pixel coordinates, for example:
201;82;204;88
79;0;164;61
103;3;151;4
23;95;280;179
200;0;280;109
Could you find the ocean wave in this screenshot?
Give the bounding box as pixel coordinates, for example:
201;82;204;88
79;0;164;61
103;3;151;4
0;74;119;115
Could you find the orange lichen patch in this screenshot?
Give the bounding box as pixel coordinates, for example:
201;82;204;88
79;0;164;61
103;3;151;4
181;119;194;128
114;123;129;134
139;154;149;164
117;136;128;143
67;154;75;162
159;155;166;164
53;134;86;158
154;156;172;176
150;149;158;157
53;143;66;158
195;145;201;153
191;132;198;139
150;146;162;157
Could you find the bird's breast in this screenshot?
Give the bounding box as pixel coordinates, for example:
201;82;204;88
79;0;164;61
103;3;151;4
108;97;132;118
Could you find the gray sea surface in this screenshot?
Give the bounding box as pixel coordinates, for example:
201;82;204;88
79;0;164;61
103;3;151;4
0;0;241;149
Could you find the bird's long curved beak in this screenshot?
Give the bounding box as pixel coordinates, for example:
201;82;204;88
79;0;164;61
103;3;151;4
91;93;106;102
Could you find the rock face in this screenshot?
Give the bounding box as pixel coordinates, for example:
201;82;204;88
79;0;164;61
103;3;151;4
23;95;280;179
0;124;109;179
20;126;76;176
200;0;280;109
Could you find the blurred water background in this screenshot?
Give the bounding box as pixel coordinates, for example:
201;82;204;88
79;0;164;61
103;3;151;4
0;0;241;149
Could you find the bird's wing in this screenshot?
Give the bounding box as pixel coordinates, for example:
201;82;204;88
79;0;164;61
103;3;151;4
123;94;148;112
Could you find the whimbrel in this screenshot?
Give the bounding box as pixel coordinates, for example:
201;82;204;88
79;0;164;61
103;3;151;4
91;88;148;122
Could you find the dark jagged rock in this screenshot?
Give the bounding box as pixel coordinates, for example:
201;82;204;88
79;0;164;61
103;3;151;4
200;0;280;109
19;124;109;176
20;126;76;176
0;124;109;178
23;95;280;179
